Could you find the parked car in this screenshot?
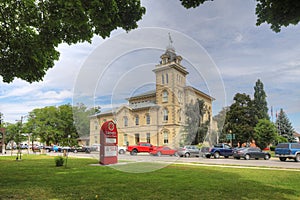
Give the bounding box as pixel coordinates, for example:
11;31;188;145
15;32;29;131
118;146;126;154
233;147;271;160
275;143;300;162
73;146;91;153
209;143;233;159
127;142;154;155
177;145;200;157
199;146;211;158
44;146;53;152
150;146;178;156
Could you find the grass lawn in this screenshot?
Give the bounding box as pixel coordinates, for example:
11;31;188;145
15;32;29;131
0;155;300;200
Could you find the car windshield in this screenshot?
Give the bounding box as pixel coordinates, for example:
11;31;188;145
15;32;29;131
276;143;289;148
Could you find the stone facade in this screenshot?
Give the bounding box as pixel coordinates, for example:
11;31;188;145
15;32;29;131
89;44;214;148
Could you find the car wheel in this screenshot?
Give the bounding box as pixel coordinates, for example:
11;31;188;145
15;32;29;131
205;154;211;158
264;154;270;160
184;153;190;157
245;154;250;160
279;157;286;162
119;149;125;154
294;154;300;162
213;152;220;159
131;149;138;156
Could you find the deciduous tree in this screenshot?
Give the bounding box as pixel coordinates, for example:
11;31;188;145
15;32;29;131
253;119;277;149
184;99;209;145
180;0;300;32
223;93;257;145
0;0;145;83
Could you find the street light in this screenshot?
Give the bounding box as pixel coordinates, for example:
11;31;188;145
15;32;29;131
229;130;233;147
16;115;27;160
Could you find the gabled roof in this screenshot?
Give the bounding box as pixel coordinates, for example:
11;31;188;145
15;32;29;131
184;86;215;101
126;90;156;101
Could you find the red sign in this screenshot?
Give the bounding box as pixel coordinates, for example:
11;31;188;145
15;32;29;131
99;120;118;165
100;121;117;137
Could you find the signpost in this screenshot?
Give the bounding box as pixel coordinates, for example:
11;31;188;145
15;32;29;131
99;120;118;165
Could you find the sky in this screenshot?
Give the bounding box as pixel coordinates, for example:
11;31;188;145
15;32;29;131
0;0;300;133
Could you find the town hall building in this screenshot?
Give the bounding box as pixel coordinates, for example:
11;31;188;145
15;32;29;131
89;39;214;148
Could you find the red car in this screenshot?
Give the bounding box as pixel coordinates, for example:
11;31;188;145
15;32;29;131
150;146;178;156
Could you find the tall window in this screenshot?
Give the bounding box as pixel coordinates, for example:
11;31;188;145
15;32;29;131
166;73;168;83
163;131;169;144
178;91;182;103
146;114;150;125
162;74;164;84
162;90;168;103
124;134;128;146
135;115;139;125
178;109;182;122
163;109;168;121
123;116;128;127
146;133;151;143
135;133;140;144
94;120;98;130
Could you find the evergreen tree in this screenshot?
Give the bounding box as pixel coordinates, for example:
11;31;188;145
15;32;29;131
275;109;295;142
253;79;269;120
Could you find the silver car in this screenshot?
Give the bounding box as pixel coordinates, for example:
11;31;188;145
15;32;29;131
177;145;200;157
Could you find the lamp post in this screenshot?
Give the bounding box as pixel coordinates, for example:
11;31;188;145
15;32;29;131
16;115;27;160
229;130;233;147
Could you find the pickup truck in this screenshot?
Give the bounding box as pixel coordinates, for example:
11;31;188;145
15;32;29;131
127;142;154;155
208;143;233;159
275;143;300;162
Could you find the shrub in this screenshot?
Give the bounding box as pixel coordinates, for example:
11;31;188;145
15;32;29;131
54;156;64;167
270;146;276;151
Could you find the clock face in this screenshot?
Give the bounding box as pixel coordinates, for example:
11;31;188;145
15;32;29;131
108;121;115;131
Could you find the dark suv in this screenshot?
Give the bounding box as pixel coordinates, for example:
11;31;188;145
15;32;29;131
275;143;300;162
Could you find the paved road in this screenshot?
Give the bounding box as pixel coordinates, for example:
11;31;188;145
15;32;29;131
64;152;300;170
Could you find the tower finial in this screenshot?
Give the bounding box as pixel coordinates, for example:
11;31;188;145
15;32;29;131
167;33;175;53
168;32;173;46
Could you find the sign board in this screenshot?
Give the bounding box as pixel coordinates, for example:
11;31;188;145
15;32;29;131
100;120;118;165
104;146;117;157
226;134;235;140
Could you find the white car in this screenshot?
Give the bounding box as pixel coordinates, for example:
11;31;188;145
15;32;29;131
118;146;127;154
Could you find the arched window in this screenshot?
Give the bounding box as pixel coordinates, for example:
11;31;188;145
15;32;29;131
163;109;168;121
123;116;128;127
135;115;139;125
146;114;150;125
162;90;168;103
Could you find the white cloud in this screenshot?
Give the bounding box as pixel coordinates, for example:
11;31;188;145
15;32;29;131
1;0;300;132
